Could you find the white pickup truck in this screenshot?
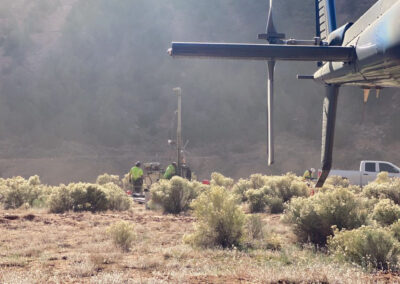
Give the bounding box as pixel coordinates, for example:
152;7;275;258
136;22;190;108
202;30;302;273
322;161;400;186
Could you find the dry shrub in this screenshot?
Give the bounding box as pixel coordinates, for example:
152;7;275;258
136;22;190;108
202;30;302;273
232;178;252;202
372;199;400;226
246;189;267;213
0;176;49;209
48;186;73;213
49;182;132;213
328;226;400;270
245;214;264;240
96;173;121;186
265;196;284;214
102;182;132;211
210;172;234;188
324;176;350;188
184;186;245;248
107;221;135;251
249;174;267;189
150;176;203;214
69;183;108;212
284;187;368;245
391;220;400;242
121;173;130;190
262;174;309;203
363;172;400;204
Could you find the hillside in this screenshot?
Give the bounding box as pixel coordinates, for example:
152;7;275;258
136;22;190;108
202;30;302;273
0;0;399;184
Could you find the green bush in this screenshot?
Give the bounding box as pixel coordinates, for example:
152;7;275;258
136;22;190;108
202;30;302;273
107;221;136;252
96;173;120;186
48;186;73;214
363;173;400;204
324;176;350;188
372;199;400;226
232;178;252;202
0;176;48;209
391;220;400;242
184;186;245;248
249;174;267;189
328;226;400;270
265;196;284;214
284;187;368;245
48;182;131;213
263;174;309;203
102;183;133;211
210;172;234;188
68;183;108;212
246;189;267;213
150;176;202;214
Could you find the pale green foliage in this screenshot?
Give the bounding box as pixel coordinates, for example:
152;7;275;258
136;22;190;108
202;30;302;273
328;226;400;270
107;221;135;251
284;187;368;245
210;172;234;188
121;173;130;190
265;196;284;214
246;189;267;213
391;220;400;242
96;173;121;186
249;174;267;189
232;178;252;201
245;214;264;240
102;183;133;211
233;173;309;211
260;174;309;214
375;172;390;184
150;176;202;214
324;176;350;188
184;186;245;248
262;174;309;203
68;183;108;212
0;176;49;209
363;174;400;204
48;182;132;213
48;186;73;213
372;199;400;226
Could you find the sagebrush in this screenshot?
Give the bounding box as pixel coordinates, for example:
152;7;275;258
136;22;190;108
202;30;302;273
328;226;400;270
284;187;368;245
107;221;136;251
184;186;245;248
372;199;400;226
150;176;203;214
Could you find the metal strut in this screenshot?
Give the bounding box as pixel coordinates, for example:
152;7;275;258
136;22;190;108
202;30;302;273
316;84;339;187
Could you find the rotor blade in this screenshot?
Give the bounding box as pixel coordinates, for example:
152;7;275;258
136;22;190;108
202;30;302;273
267;61;275;165
168;43;355;62
315;85;340;188
266;0;276;35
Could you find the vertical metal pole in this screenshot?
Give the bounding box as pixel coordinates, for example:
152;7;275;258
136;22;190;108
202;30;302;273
173;87;182;176
316;84;339;188
267;61;275;165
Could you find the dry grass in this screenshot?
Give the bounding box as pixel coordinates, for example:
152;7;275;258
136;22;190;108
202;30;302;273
0;204;399;283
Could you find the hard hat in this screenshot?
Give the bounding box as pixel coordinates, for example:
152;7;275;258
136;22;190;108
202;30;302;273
136;161;141;167
310;168;316;173
172;162;177;166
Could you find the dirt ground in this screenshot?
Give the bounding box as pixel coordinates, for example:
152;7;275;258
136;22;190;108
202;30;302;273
1;203;400;283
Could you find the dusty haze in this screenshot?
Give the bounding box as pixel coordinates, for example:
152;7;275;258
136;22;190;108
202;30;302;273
0;0;398;184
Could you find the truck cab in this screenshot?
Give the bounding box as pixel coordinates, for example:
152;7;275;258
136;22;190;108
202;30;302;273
361;160;400;184
325;160;400;186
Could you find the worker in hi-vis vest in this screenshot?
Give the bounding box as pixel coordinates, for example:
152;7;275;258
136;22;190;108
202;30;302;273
303;168;315;180
163;162;177;180
129;161;144;194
